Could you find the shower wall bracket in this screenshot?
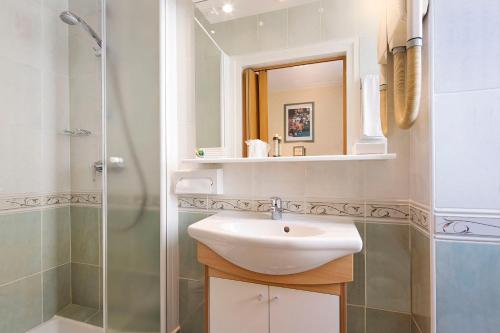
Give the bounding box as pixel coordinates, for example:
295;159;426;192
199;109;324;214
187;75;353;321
63;129;92;136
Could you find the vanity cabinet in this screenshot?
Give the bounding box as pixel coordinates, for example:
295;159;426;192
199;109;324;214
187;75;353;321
210;278;269;333
269;286;339;333
210;278;340;333
198;243;352;333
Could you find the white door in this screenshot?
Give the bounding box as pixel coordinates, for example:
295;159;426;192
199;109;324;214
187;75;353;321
209;277;269;333
269;286;340;333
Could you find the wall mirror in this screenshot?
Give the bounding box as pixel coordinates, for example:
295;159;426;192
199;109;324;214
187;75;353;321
192;0;384;160
194;19;225;149
242;57;346;157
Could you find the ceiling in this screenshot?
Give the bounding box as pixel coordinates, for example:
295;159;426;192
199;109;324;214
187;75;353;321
268;61;344;92
194;0;318;24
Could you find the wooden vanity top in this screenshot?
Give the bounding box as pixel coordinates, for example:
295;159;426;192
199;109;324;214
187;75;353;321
197;242;353;294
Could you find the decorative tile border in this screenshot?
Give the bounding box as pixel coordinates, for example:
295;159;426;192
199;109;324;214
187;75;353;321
178;196;209;210
71;192;102;206
0;192;102;212
254;199;308;214
178;196;412;221
307;201;364;217
435;215;500;237
209;198;253;211
0;194;44;211
47;193;73;205
410;205;430;234
366;203;409;221
179;196;311;215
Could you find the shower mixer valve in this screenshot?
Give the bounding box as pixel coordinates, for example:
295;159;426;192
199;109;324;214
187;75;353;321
93;161;103;182
92;157;126;181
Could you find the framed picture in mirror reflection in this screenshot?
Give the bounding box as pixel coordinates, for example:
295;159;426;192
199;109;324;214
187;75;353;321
284;102;314;142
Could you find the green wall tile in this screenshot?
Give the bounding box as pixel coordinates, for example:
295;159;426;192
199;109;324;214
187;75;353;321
71;207;100;265
366;308;410;333
0;274;42;333
43;263;71;321
348;222;365;306
179;212;212;280
347;305;365;333
179;278;205;333
0;211;41;285
411;227;430;333
105;208;162;333
436;241;500;333
72;263;99;309
107;208;160;274
107;269;161;332
366;223;410;313
43;207;71;269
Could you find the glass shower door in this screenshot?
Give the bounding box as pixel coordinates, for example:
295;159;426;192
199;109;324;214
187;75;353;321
103;0;163;332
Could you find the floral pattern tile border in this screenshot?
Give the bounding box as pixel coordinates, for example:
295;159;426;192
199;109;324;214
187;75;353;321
71;192;102;206
178;196;415;221
178;196;209;210
435;215;500;237
365;203;409;221
307;201;364;217
0;192;102;212
410;205;430;234
209;198;254;211
254;199;308;214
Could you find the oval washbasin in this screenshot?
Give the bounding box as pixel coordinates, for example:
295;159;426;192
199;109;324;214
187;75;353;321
188;211;363;275
219;221;325;238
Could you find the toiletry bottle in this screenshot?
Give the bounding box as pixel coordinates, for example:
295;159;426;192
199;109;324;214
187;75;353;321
272;134;281;157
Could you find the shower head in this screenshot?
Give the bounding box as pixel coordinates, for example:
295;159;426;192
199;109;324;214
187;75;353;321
59;11;79;25
59;11;102;49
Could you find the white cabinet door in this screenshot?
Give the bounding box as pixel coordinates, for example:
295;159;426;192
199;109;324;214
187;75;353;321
269;286;340;333
209;277;269;333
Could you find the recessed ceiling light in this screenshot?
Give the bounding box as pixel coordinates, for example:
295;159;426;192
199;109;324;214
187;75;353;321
222;3;233;13
210;30;216;34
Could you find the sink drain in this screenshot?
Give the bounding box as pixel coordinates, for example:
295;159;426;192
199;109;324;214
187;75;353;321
284;226;290;233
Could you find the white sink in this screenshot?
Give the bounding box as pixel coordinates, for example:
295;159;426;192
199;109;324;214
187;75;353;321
187;211;363;275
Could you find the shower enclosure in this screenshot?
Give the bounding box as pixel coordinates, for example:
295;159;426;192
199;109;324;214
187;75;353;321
0;0;165;332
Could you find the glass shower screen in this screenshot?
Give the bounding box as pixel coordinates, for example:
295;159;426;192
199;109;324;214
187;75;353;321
103;0;163;332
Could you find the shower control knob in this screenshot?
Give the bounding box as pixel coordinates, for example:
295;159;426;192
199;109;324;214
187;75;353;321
92;161;103;182
108;156;125;169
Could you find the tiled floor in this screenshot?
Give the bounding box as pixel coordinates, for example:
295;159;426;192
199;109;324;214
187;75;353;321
56;304;103;327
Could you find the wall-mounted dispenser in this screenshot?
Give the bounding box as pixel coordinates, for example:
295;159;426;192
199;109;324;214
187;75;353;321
173;169;223;195
378;0;429;130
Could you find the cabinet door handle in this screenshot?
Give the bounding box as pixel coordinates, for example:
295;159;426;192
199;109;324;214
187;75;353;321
271;296;279;302
257;294;263;301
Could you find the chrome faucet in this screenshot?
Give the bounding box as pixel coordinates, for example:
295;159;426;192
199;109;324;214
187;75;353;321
270;197;283;220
